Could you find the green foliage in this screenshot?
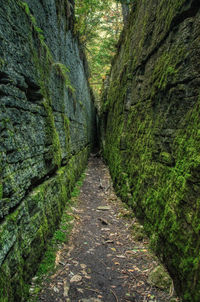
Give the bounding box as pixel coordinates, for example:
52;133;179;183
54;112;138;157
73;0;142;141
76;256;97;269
75;0;123;100
53;230;66;243
71;186;80;197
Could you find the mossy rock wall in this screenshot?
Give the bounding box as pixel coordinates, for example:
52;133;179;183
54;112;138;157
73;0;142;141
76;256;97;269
101;0;200;301
0;0;95;301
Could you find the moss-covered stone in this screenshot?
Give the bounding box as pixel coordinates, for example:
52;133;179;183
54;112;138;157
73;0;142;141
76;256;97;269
148;265;172;291
0;0;95;301
101;0;200;301
0;146;90;302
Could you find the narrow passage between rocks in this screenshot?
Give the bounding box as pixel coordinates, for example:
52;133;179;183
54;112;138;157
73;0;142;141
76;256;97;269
37;156;175;302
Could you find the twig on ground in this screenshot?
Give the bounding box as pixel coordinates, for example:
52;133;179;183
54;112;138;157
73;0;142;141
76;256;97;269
110;288;119;302
98;258;107;267
85;288;102;294
105;184;111;192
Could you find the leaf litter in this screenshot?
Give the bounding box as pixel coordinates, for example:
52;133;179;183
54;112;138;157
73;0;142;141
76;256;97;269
33;156;179;302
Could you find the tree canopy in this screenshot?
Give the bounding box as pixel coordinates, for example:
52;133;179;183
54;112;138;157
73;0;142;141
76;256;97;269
75;0;123;105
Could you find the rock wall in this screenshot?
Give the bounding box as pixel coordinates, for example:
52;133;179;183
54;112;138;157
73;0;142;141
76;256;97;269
0;0;96;300
101;0;200;301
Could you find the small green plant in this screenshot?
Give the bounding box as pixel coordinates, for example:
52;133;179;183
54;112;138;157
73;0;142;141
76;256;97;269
76;179;83;187
36;249;56;276
53;230;66;243
71;186;80;197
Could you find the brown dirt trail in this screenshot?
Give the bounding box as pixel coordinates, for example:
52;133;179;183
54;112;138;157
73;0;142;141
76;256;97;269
36;156;177;302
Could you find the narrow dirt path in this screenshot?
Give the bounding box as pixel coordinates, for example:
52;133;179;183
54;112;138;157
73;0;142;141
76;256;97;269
37;156;176;302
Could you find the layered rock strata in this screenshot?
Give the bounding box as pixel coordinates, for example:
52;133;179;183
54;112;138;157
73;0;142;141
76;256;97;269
101;0;200;300
0;0;95;300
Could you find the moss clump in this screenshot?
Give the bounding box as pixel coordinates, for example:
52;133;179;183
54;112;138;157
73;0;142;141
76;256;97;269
148;265;172;291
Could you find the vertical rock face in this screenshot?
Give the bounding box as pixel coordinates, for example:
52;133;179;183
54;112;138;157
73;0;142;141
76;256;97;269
101;0;200;301
0;0;96;300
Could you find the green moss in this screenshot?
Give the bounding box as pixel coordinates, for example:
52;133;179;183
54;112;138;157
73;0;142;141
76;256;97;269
0;58;5;70
0;182;3;199
150;48;184;98
53;62;75;93
53;230;66;243
0;2;92;301
43;99;62;168
20;1;52;62
159;152;174;165
29;170;86;300
63;114;71;156
148;265;172;291
52;62;77;113
36;248;56;276
0;263;12;302
20;2;73;171
0;146;89;302
101;1;200;300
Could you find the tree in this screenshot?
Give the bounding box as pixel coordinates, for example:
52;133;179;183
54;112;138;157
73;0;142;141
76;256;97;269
75;0;123;105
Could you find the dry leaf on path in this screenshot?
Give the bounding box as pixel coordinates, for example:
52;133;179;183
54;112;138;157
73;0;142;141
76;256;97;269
63;280;70;297
70;274;82;283
116;255;126;259
114;262;120;265
97;206;111;211
53;286;59;293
